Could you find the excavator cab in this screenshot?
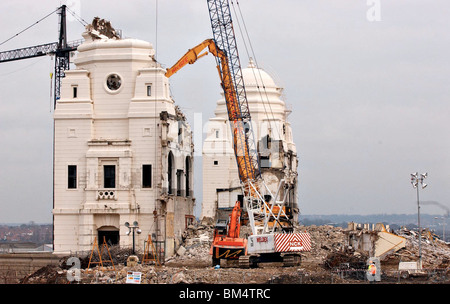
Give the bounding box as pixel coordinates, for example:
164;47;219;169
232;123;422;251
213;219;228;237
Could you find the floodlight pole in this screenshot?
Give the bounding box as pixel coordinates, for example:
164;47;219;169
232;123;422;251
125;221;141;255
132;227;136;254
415;184;422;268
411;172;427;269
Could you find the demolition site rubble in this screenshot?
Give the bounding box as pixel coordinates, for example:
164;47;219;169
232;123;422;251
18;222;450;284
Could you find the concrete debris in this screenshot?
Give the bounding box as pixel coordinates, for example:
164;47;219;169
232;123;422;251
344;222;406;258
85;17;120;40
396;227;450;269
18;223;450;284
176;246;186;256
165;223;215;266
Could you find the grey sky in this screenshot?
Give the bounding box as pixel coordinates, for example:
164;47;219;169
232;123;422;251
0;0;449;223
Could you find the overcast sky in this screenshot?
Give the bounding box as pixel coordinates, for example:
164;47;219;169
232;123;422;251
0;0;449;223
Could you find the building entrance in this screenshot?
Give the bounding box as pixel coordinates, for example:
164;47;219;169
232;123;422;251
98;227;119;246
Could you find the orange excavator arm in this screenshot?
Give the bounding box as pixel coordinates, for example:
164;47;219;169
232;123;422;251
164;39;212;78
228;201;241;238
165;39;259;194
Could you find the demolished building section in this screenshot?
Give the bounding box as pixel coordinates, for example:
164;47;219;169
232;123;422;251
202;59;299;221
52;19;195;258
345;222;406;258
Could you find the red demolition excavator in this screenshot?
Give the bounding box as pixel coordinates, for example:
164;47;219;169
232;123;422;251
209;201;247;266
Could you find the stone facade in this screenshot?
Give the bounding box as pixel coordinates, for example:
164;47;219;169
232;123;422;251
201;59;299;221
53;29;195;258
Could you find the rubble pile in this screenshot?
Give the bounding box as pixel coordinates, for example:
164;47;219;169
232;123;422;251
20;265;63;284
395;228;450;269
18;223;450;284
296;224;355;269
166;223;215;267
20;261;306;284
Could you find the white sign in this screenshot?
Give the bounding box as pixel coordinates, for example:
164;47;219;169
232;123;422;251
126;271;142;284
247;234;275;254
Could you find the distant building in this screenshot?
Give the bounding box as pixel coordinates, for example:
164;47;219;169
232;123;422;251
201;59;299;221
52;20;195;258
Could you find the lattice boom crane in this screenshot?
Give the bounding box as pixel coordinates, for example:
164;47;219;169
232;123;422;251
0;5;82;107
166;0;311;268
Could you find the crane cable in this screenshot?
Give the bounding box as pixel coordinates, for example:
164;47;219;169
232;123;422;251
236;1;282;142
66;6;89;27
0;6;87;49
231;1;283;142
0;7;60;48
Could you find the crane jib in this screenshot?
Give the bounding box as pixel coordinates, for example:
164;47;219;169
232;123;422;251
207;0;261;187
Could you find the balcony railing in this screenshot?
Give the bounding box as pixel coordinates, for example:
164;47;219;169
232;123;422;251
97;190;116;200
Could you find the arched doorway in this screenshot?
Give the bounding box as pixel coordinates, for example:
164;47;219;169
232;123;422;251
98;226;119;247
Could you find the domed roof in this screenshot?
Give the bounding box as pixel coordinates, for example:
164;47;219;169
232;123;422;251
241;58;277;89
212;58;286;120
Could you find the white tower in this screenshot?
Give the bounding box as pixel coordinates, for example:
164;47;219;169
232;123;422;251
201;59;299;221
52;22;195;258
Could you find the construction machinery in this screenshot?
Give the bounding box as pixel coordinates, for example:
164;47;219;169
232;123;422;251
209;201;247;266
166;0;311;268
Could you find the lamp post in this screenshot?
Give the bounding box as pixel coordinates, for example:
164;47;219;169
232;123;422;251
410;172;427;269
125;221;142;255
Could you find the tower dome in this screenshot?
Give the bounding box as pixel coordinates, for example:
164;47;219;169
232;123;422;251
214;58;286;121
202;57;299;221
241;57;277;89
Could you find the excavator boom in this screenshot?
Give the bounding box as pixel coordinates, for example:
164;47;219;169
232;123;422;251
164;39;211;78
165;39;259;192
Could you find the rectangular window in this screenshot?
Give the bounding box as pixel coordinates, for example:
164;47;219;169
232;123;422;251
214;160;218;165
147;85;152;96
72;86;78;98
104;165;116;188
68;165;77;189
142;164;152;188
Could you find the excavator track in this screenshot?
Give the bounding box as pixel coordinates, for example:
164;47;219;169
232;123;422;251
282;254;301;267
239;255;251;268
239;255;259;268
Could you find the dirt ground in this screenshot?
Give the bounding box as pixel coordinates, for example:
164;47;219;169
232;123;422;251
19;223;450;284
